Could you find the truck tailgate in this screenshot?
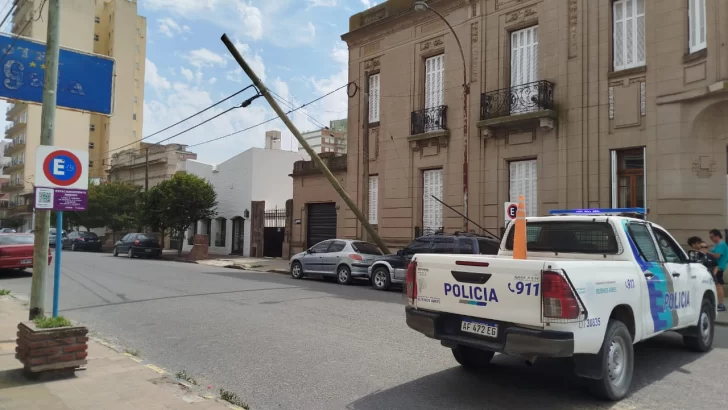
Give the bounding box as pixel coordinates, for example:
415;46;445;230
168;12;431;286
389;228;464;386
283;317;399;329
413;254;547;328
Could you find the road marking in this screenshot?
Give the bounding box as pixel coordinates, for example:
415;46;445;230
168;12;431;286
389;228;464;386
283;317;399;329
145;364;166;374
124;353;142;363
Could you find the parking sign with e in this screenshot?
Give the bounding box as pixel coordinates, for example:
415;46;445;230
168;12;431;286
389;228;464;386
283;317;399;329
35;146;89;191
504;202;518;222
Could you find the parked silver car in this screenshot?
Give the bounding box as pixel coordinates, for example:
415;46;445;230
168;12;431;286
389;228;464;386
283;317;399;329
289;239;383;285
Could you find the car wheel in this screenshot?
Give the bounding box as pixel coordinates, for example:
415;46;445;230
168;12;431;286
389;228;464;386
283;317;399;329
371;266;391;291
683;298;715;352
452;345;494;370
113;247;118;257
290;261;304;279
336;265;352;285
589;319;634;401
127;248;133;258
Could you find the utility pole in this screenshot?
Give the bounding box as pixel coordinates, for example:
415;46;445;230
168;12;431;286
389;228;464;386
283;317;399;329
144;147;149;192
29;0;60;320
360;74;369;242
221;34;390;255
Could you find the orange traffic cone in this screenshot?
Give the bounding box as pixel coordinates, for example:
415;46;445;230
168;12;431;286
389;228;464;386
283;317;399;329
512;194;527;260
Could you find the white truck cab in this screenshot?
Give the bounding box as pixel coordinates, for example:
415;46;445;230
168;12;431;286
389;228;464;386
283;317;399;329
405;208;717;401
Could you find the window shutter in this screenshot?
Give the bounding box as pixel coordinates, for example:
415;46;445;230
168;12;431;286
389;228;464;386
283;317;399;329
510;160;538;217
689;0;707;53
368;175;378;224
423;169;443;233
424;55;444;109
511;26;538;87
613;0;645;71
635;0;645;65
368;74;380;123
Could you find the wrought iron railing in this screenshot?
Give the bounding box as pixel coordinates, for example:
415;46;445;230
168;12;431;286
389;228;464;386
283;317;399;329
411;105;448;135
480;80;554;120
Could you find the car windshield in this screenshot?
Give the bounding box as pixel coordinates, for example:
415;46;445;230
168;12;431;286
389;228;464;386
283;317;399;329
505;221;619;254
351;241;382;255
138;234;158;241
0;234;35;245
80;232;98;238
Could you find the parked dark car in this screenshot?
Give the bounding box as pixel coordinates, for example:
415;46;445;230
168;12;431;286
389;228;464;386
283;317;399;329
64;231;102;252
113;233;162;258
367;233;500;291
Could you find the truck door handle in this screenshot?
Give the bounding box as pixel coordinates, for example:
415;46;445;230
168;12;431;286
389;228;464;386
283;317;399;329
672;272;680;277
644;272;655;279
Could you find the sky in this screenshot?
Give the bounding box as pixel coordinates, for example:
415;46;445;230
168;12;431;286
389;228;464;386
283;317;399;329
0;0;380;166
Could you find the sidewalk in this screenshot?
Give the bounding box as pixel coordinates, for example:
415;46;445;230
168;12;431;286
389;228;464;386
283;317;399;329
718;309;728;326
195;255;290;274
0;296;241;410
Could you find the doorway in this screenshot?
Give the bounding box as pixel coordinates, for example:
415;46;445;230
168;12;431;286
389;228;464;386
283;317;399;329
231;217;245;255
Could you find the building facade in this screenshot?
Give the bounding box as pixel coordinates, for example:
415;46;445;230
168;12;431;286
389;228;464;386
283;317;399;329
324;0;728;249
298;120;349;156
107;143;197;189
2;0;146;229
183;146;302;257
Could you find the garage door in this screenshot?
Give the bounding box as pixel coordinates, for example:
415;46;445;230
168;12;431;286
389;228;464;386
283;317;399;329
307;202;337;247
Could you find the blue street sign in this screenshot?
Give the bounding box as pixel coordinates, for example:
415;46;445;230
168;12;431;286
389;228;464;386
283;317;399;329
0;33;114;115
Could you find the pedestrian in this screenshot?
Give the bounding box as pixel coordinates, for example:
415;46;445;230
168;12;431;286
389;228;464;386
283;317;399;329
706;230;726;312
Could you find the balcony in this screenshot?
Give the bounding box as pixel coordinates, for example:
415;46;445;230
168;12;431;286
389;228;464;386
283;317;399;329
8;201;32;215
4;140;25;155
478;80;557;138
5;102;24;121
5;121;26;136
1;181;25;193
408;105;450;150
4;160;24;173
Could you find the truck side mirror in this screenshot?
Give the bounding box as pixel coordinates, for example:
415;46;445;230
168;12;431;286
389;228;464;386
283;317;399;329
396;249;403;257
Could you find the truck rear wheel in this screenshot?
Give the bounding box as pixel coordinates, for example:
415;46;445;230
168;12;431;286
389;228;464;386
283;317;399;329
451;345;494;370
589;319;634;401
683;298;715;352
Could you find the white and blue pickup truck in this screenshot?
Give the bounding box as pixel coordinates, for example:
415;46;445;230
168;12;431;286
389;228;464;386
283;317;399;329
405;209;717;401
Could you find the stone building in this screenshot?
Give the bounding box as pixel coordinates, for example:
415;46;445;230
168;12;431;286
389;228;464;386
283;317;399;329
312;0;728;249
107;143;197;189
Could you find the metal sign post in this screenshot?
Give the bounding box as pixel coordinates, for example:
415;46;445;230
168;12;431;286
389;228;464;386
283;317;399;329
35;146;89;317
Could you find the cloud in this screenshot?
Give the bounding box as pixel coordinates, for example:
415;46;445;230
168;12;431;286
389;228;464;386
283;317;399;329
180;67;195;82
183;48;227;68
237;1;264;40
208;77;217;85
360;0;376;8
307;0;336;8
225;40;266;83
157;17;190;38
308;42;349;124
145;59;171;91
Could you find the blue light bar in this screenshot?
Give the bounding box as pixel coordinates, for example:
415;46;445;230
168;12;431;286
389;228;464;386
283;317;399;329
548;208;646;215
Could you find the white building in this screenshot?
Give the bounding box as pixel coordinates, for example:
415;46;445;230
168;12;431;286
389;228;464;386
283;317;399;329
182;145;301;257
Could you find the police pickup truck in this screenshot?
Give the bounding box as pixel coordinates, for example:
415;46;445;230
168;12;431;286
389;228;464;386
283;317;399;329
404;208;717;401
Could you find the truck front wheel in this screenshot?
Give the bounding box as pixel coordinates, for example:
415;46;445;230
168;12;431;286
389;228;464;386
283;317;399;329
683;298;715;352
451;345;494;370
589;319;634;401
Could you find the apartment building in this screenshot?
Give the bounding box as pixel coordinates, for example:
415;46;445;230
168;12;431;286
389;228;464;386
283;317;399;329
107;143;197;189
321;0;728;249
298;119;348;156
3;0;146;229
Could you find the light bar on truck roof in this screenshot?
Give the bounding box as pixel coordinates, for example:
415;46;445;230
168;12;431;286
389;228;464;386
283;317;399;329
548;208;646;216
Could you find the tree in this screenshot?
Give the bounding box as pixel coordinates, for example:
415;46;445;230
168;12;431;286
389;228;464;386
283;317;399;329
147;173;217;255
66;181;141;239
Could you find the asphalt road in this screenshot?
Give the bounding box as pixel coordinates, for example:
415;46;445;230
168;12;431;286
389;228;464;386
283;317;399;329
0;252;726;410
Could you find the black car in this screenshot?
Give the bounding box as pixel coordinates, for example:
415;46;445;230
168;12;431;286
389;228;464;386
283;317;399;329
113;233;162;258
367;233;500;291
65;231;102;252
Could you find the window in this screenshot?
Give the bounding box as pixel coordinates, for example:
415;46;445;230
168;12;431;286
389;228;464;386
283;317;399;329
653;228;687;263
89;124;95;131
135;80;139;88
422;169;443;234
477;239;499;255
368;73;380;123
613;0;646;71
424;54;444;132
328;241;346;253
611;148;645;208
368;175;378;224
688;0;707;53
627;223;659;262
351;241;382;255
431;237;455;254
133;96;138;103
94;34;99;41
403;237;432;257
510;160;538;217
457;238;474;254
217;218;226;247
310;240;331;253
133;113;137;120
88;142;94;149
94;16;100;23
89;161;93;168
133;131;137;138
506;221;620;254
136;62;139;70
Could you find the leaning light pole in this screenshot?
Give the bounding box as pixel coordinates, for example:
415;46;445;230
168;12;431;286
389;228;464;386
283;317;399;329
414;0;470;232
220;34;391;255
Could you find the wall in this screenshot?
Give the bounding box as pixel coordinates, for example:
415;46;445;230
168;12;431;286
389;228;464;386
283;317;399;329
290;171;348;255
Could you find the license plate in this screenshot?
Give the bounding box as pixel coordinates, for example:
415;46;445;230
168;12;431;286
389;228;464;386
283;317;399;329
20;259;31;264
145;249;152;252
461;319;498;338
